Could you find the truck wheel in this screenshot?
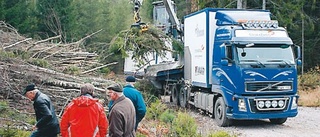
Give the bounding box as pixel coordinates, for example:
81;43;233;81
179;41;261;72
179;86;187;108
214;97;231;127
269;118;287;124
171;85;179;106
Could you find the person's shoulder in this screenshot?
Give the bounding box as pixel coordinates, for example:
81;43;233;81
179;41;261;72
35;92;50;103
124;97;135;106
64;102;75;110
124;85;140;92
94;101;105;110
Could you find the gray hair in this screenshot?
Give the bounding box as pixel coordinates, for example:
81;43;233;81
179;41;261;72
80;83;95;95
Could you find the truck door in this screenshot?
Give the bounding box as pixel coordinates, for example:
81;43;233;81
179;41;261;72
212;44;237;105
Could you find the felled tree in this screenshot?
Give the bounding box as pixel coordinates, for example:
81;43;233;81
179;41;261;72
109;26;183;68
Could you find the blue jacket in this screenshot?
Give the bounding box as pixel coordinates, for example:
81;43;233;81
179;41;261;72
108;84;146;127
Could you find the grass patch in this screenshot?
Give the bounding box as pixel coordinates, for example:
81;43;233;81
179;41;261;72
298;87;320;107
0;101;32;137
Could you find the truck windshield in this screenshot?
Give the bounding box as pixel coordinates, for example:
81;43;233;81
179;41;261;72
237;45;295;64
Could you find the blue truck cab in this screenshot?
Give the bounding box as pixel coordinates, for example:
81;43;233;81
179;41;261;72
183;8;301;126
143;7;301;127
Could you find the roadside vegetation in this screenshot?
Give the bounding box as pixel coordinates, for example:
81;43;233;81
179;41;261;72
0;101;32;136
298;66;320;107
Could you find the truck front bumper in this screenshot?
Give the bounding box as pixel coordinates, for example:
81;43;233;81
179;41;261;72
227;109;298;119
227;94;299;120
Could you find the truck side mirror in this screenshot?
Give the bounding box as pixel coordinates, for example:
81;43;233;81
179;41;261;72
296;59;302;66
294;45;302;66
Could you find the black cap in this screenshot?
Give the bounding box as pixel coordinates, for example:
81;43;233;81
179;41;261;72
125;76;136;82
23;84;36;95
107;83;123;92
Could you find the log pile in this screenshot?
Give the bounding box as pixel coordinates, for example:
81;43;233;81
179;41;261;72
0;21;119;128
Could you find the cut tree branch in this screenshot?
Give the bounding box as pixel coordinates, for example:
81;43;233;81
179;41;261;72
3;38;32;50
81;62;118;74
27;35;61;51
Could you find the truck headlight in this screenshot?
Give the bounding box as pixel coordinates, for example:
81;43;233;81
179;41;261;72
265;100;271;108
291;97;298;109
258;101;264;109
238;98;247;112
278;100;284;107
271;100;278;108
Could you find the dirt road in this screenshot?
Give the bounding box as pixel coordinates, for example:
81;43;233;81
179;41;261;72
190;107;320;137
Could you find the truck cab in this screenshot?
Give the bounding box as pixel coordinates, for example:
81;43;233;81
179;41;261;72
182;8;301;126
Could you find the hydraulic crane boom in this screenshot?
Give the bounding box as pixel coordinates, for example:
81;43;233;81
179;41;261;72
162;0;181;33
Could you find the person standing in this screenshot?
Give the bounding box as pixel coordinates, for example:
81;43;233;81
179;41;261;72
23;84;60;137
107;83;136;137
108;76;146;131
60;83;108;137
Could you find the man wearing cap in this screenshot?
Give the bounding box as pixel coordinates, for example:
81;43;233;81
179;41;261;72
108;76;146;131
107;83;136;137
60;83;108;137
23;83;60;137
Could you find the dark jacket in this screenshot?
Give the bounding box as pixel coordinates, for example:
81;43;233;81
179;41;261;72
108;84;146;129
60;95;108;137
108;95;136;137
33;91;60;135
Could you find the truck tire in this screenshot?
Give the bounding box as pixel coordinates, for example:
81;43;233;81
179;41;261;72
214;97;232;127
171;85;179;106
179;86;187;108
269;118;287;124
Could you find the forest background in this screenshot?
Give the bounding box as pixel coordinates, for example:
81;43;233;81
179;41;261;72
1;0;319;73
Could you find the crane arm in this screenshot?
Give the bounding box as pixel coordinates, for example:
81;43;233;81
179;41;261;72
162;0;181;33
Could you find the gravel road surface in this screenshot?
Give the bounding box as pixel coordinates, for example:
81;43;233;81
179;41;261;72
190;107;320;137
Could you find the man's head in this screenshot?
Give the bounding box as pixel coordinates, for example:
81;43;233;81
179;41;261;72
80;83;95;96
126;76;136;85
23;84;38;101
106;83;123;101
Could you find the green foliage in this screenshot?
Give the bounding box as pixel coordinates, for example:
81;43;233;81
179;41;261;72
0;50;16;58
159;109;175;123
145;99;167;120
0;125;31;137
0;101;33;136
2;0;320;74
97;67;111;75
28;59;49;68
63;65;80;75
171;111;198;137
0;50;33;60
1;0;39;36
198;0;236;9
109;26;172;68
13;50;31;59
135;79;159;105
0;101;8;114
136;133;147;137
207;130;235;137
0;125;17;137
